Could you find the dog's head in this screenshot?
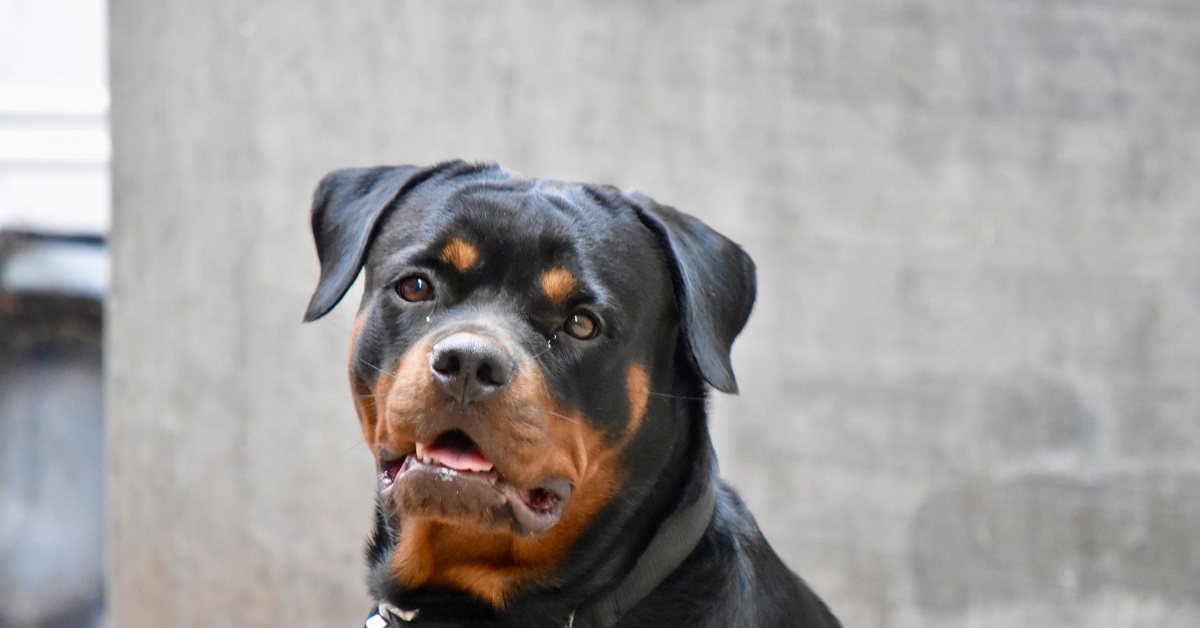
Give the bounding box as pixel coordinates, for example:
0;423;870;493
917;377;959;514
304;161;755;606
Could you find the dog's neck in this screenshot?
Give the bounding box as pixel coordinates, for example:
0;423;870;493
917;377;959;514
365;364;717;627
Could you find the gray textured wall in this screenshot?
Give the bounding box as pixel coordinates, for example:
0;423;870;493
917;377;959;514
108;1;1200;626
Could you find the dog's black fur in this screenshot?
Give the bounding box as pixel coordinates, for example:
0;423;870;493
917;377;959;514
305;161;841;627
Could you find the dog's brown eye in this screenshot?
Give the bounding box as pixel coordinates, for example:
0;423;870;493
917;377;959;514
396;276;434;302
563;311;600;340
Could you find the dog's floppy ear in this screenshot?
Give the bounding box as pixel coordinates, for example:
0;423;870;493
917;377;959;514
629;194;757;394
303;165;429;322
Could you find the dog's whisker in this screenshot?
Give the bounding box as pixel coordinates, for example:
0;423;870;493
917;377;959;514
525;341;559;362
533;406;580;423
355;358;400;379
292;394;373;404
307;319;401;378
647;391;708;402
515;417;549;435
316;318;356;339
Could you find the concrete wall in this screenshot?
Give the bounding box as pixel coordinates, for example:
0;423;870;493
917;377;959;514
109;1;1200;626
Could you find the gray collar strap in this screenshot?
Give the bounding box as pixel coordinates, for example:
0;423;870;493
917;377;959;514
569;479;717;627
365;480;717;628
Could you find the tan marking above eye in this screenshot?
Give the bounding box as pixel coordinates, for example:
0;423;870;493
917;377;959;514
627;363;649;435
440;237;479;272
540;267;576;302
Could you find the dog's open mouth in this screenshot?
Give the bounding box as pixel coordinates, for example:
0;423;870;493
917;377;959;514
378;429;571;534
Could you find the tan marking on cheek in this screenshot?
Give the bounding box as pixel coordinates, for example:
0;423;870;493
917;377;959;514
349;314;378;445
511;408;621;565
348;313;366;377
352;368;395;451
539;267;576;302
357;338;434;451
440;237;479;272
626;363;650;435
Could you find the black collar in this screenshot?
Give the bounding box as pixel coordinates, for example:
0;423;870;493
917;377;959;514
570;478;717;626
365;480;717;628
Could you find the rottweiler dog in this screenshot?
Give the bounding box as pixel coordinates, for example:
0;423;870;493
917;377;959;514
303;161;841;627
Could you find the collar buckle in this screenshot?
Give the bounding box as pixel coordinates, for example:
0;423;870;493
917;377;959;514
365;601;420;627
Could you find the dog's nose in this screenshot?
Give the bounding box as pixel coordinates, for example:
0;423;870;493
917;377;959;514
428;333;513;404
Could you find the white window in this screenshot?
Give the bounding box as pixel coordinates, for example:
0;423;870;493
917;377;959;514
0;0;109;234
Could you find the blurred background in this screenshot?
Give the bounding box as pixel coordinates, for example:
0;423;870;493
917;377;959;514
1;0;108;626
3;0;1200;626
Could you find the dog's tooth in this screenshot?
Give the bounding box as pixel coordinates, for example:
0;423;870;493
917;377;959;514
415;442;425;463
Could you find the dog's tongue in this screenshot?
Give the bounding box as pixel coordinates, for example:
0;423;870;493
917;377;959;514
427;445;493;472
421;431;494;472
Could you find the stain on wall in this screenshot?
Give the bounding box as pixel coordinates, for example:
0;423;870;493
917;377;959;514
911;474;1200;616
